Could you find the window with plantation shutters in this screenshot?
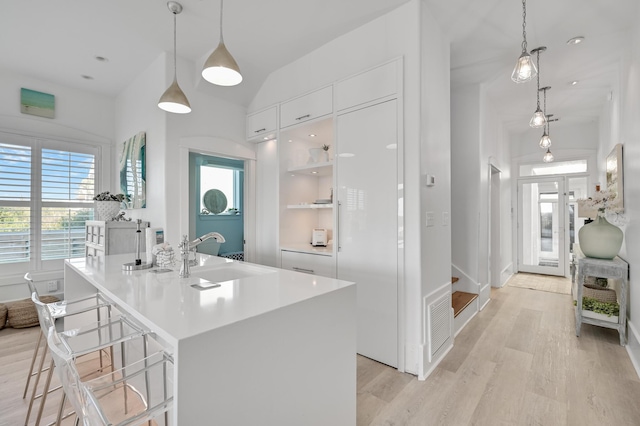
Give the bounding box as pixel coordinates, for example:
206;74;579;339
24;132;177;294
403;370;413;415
0;142;31;264
0;132;100;273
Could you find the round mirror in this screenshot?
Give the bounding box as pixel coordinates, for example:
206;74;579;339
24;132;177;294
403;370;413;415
203;189;227;214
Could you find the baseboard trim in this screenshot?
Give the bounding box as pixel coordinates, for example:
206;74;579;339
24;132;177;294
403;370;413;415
626;320;640;379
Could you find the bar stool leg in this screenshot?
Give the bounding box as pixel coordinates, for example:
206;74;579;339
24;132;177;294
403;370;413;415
35;359;55;426
23;330;43;399
55;392;67;425
25;343;49;425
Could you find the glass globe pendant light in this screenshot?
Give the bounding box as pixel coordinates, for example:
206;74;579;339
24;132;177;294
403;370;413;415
202;0;242;86
529;47;547;127
542;116;557;162
511;0;537;83
158;1;191;114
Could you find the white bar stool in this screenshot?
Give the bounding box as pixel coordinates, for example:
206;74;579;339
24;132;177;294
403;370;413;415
45;310;174;425
31;292;146;425
23;273;114;425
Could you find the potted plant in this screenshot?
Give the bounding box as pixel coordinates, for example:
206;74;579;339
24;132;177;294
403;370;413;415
93;191;128;221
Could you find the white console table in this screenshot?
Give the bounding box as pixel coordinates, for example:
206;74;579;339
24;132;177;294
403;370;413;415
574;244;628;346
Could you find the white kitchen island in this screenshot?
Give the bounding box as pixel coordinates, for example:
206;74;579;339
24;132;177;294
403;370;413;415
64;253;356;425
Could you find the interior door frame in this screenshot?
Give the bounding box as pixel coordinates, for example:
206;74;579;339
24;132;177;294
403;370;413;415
516;175;567;276
178;137;257;262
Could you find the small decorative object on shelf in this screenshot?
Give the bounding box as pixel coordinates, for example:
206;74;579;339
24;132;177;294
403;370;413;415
93;192;128;221
322;144;330;162
577;187;624;259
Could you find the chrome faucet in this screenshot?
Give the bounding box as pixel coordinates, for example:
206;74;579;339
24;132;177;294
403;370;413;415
179;232;226;278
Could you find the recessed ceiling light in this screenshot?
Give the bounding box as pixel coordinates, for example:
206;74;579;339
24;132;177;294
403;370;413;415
570;80;579;86
263;136;269;140
94;55;109;62
81;75;94;80
567;36;584;45
288;139;292;143
309;134;316;137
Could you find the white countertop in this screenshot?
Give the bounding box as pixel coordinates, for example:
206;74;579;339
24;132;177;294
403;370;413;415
65;253;354;346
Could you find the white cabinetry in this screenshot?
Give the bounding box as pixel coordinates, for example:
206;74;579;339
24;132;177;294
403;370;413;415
281;249;336;278
250;59;402;368
85;221;149;257
280;86;333;128
246;106;277;142
336;99;399;368
335;60;398;112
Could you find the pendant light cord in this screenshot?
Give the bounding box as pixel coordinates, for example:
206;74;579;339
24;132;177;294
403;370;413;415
535;51;541;109
521;0;528;53
170;9;178;81
543;89;548;132
219;0;224;44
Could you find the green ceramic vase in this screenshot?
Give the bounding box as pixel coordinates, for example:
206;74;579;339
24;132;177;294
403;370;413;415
578;214;623;259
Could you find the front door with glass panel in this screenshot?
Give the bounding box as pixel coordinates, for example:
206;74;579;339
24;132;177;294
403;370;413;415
518;177;565;275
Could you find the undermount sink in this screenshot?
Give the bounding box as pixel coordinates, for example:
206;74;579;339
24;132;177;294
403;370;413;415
191;262;276;285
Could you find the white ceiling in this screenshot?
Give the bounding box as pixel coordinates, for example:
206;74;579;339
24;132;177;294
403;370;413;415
2;0;638;135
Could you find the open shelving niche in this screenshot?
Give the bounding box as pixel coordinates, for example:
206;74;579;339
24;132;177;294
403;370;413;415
279;117;334;256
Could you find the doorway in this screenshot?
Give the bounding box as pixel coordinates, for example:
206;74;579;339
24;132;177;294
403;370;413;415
189;153;244;259
517;177;566;276
489;164;501;288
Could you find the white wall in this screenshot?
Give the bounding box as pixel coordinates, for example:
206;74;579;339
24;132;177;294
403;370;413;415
451;84;481;284
616;9;640;374
115;54;168;230
0;69;115;301
417;0;452;378
114;53;249;246
479;90;512;286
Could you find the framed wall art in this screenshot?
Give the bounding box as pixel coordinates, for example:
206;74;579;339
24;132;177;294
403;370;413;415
119;131;146;208
606;143;623;211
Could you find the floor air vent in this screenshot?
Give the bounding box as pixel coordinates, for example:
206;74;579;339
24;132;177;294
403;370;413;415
429;294;450;360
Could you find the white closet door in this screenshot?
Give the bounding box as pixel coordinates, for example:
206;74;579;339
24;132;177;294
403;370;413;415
336;99;398;368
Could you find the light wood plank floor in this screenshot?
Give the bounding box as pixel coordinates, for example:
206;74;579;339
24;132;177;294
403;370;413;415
358;284;640;425
2;280;639;425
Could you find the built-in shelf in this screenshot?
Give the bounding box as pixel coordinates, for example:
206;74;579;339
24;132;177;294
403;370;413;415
287;161;333;176
287;204;333;209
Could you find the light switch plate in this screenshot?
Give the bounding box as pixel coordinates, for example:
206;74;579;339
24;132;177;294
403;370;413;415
442;212;449;226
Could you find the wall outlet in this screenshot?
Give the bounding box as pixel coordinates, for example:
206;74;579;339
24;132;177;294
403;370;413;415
426;212;435;227
47;280;58;292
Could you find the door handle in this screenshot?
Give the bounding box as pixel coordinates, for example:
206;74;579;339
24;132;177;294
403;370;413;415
293;267;314;274
337;201;341;252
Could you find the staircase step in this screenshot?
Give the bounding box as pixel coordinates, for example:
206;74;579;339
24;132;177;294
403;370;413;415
452;291;478;318
452;277;459;284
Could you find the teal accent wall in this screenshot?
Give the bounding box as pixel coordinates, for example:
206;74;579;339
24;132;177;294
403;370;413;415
190;153;244;255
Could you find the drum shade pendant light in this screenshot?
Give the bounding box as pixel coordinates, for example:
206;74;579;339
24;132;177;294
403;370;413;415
529;47;547;127
202;0;242;86
511;0;537;83
158;1;191;114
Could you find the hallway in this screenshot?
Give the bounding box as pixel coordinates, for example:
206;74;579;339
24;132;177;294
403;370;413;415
357;283;640;425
